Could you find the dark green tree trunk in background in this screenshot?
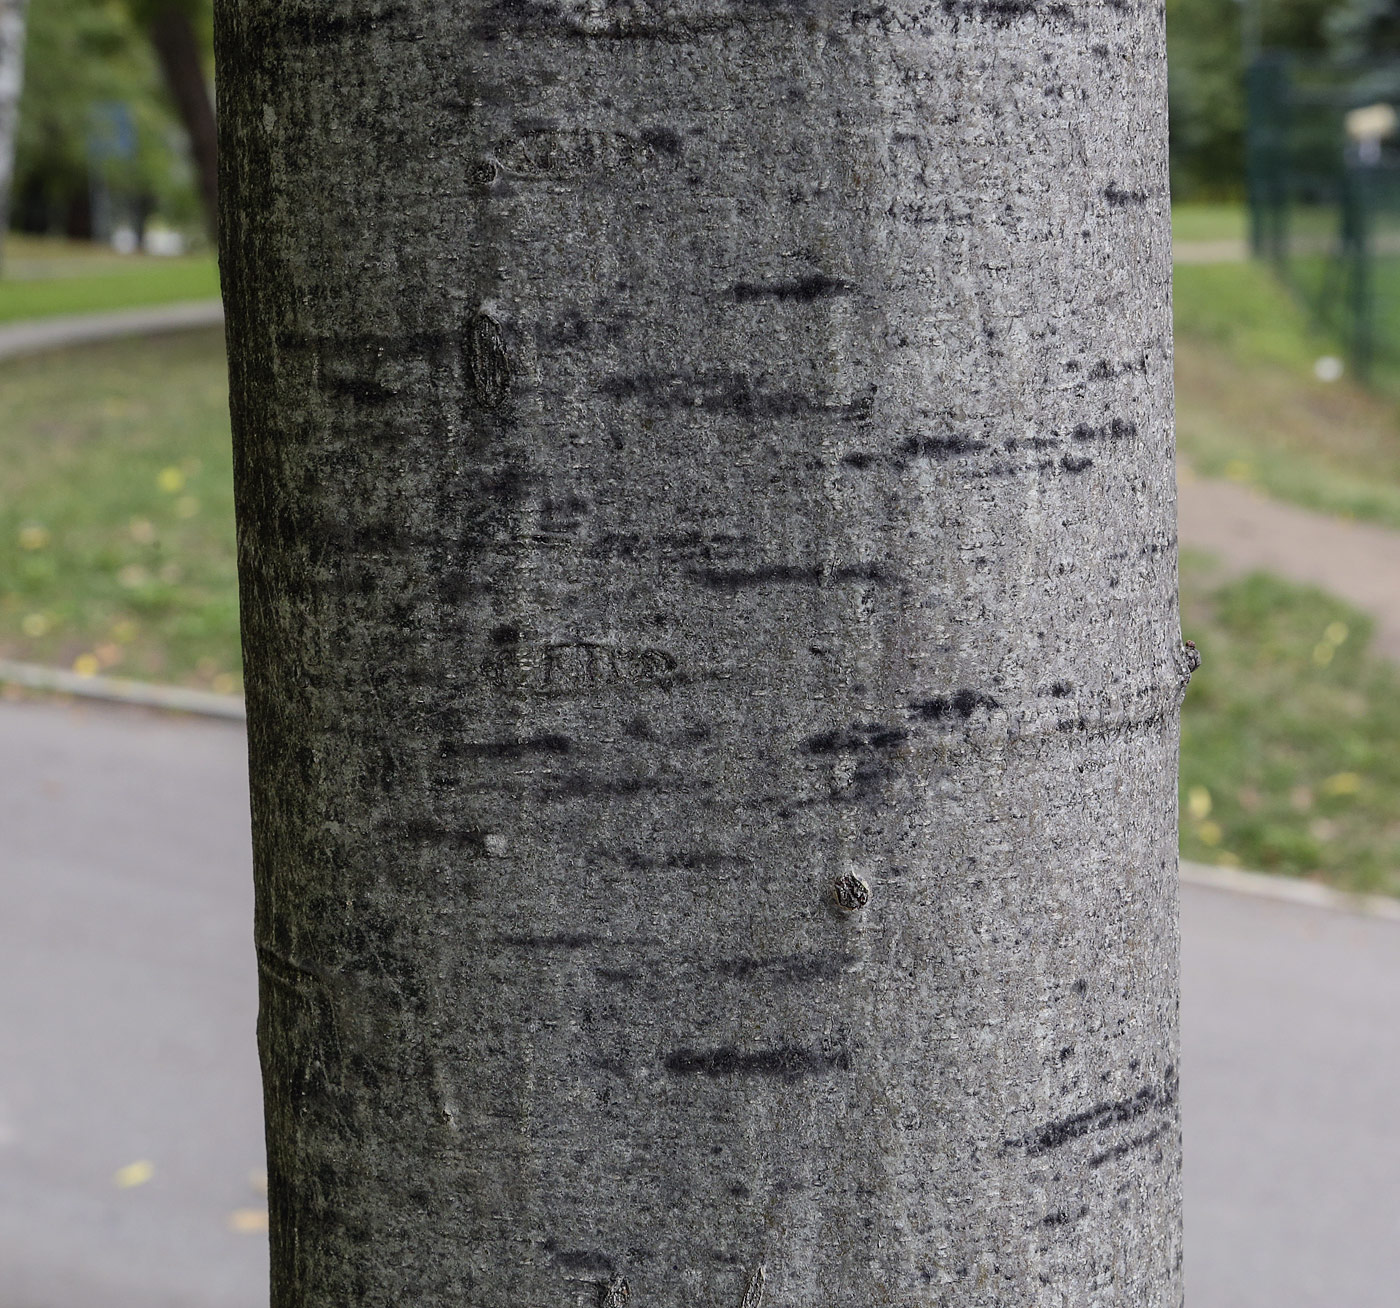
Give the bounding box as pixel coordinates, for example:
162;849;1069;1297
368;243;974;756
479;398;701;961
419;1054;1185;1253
218;1;1188;1304
146;3;219;235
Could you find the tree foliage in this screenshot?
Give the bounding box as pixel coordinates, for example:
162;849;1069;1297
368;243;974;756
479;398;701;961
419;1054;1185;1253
1326;0;1400;60
1168;0;1343;198
11;0;210;236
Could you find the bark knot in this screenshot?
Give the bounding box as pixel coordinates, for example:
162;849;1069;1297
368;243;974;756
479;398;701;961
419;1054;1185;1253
464;311;512;409
1178;639;1201;689
739;1266;766;1308
832;873;870;912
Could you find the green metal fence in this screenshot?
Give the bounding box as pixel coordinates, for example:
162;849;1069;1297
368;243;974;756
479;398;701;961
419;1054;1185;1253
1246;54;1400;380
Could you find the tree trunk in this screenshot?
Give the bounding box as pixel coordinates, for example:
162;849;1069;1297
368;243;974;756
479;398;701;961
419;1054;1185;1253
149;4;218;236
0;0;27;270
217;2;1187;1305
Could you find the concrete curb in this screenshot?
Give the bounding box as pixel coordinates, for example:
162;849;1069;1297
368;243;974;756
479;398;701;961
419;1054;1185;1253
0;299;224;362
1181;859;1400;923
0;659;245;721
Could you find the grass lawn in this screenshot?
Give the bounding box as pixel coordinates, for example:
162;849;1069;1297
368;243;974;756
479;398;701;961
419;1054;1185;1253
0;233;219;323
1172;202;1249;245
1180;553;1400;895
0;328;240;691
1174;255;1400;529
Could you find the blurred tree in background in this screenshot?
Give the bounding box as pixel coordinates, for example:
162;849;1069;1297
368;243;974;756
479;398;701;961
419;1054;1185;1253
11;0;212;243
0;1;26;266
1326;0;1400;60
1168;0;1342;199
129;0;216;233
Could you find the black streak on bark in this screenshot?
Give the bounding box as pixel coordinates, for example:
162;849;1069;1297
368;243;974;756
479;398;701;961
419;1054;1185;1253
690;563;895;590
898;433;989;460
664;1044;850;1080
441;734;572;760
499;933;601;948
730;273;852;302
1104;184;1150;206
1071;418;1137;442
1007;1070;1178;1157
909;690;999;721
1089;1123;1168;1168
805;723;909;753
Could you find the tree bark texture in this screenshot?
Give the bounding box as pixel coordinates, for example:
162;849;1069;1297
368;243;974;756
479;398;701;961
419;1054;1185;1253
149;4;219;235
0;0;27;267
218;2;1187;1305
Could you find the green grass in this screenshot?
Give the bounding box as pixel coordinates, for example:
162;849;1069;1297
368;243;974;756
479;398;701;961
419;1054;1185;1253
1173;258;1333;372
1180;553;1400;895
0;256;220;323
0;328;241;691
1172;203;1249;245
1173;256;1400;529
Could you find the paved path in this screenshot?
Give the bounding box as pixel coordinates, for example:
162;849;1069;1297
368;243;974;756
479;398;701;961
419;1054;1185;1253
0;700;261;1308
3;699;1399;1306
1179;471;1400;660
0;300;224;363
1174;238;1249;265
1181;878;1400;1307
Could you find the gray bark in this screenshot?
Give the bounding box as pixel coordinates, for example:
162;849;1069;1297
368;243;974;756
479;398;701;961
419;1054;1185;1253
0;0;26;268
217;2;1187;1305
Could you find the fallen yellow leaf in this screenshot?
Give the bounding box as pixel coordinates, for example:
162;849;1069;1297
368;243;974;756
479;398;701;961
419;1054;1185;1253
113;1159;154;1189
1322;771;1362;797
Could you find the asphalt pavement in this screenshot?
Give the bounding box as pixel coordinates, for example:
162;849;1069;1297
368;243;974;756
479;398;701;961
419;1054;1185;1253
2;697;1398;1307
